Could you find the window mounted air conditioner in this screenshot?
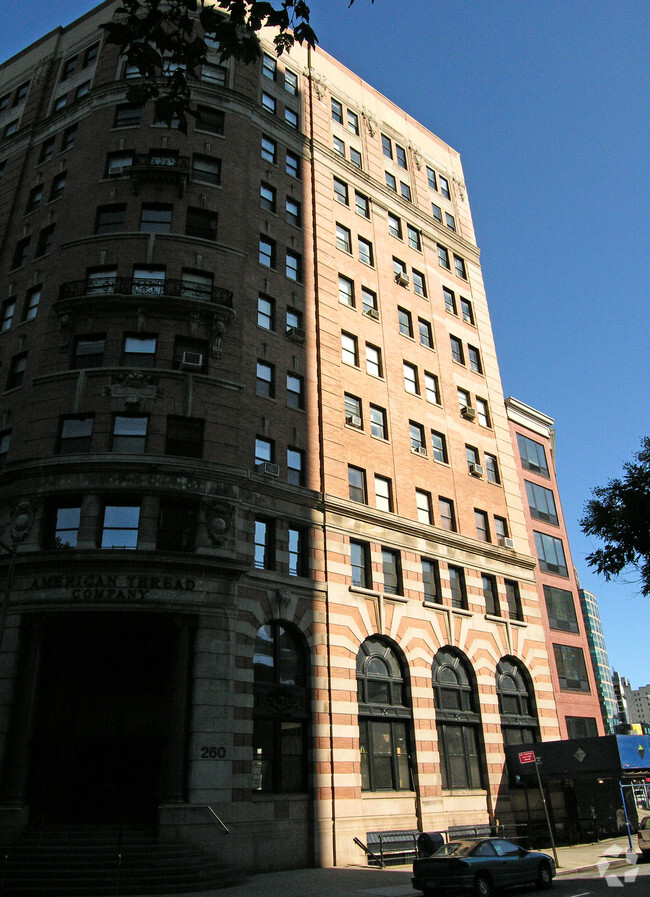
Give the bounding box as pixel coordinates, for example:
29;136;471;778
345;413;362;428
363;307;380;320
286;325;306;343
469;462;484;478
257;461;280;477
395;271;410;287
412;445;427;457
498;536;515;549
461;406;476;421
181;351;204;369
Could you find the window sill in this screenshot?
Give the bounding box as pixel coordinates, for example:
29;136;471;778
451;607;472;618
349;585;379;598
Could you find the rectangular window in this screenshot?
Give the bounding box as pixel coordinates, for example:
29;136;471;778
400;182;411;201
485;453;500;484
388;213;402;239
59;414;93;454
96;204;126;235
446;212;456;231
416;489;432;524
437;244;450;269
260;181;276;212
349;147;362;168
286;150;300;177
375;476;393;512
165;416;204;458
331;98;343;123
566;717;598;739
285;69;298;95
51;500;81;548
393;257;407;282
443;287;457;315
50;171;67;200
286;373;304;409
35;225;55;257
259;236;276;268
179;269;212;300
192;153;221;185
333;136;345;156
426;166;437;190
286;250;302;281
287;447;305;486
257;294;274;330
553;644;590;692
526;481;559;524
140;203;172;233
439;175;450;199
412;269;427;297
517;433;550;476
369;404;387;440
454;255;467;279
186;207;217;240
505;581;523;621
286;196;301;226
448;565;467;608
73;334;105;369
418;319;433;348
385;171;397;192
101;502;140;549
1;299;15;332
333;176;348;205
39;137;55;163
494;517;508;543
425;372;440;405
12;237;30;269
61;55;78;80
196;105;224;134
338;274;355;307
0;430;10;469
132;266;165;296
111;415;147;453
106;151;133;177
482;574;500;616
344;393;362;428
461;297;474;324
123;334;156;367
201;62;226;85
336;223;352;253
403;361;419;394
355;191;370;218
255;436;274;465
431;203;442;222
381;134;392;158
261;92;276;114
114;104;141;127
285;107;299;129
534;531;568;576
262;53;276;80
61;124;77;151
410;421;426;454
458;388;471;412
365;343;382;377
254;518;275;569
439;497;456;532
468;345;482;373
431;431;448;464
26;184;43;214
347;109;359;134
348;465;367;503
450;335;464;364
358;236;373;266
398;307;413;338
256;361;274;397
341;331;358;366
157;501;197;552
476;398;490;428
24;286;41;321
261;135;276;163
475;509;490;542
395;144;407;169
6;352;27;390
382;547;402;595
288;526;308;577
466;444;480;471
407;225;421;252
362;287;378;316
351;540;371;589
173;336;208;371
544;585;579;632
422;558;441;603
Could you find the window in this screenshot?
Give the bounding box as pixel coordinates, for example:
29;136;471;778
50;500;81;548
496;659;538;745
351;540;371;589
191;153;221;185
468;345;482;373
475;510;490;543
432;648;483;790
165;416;204;458
196;105;224;134
0;93;8;114
35;225;55;257
261;135;276;163
286;373;304;409
410;421;426;454
157;501;197;552
96;204;126;235
375;476;393;512
286;307;303;333
358;236;373;266
403;361;419;394
336;223;352;253
385;171;397;192
285;196;301;226
439;498;456;532
139;203;171;234
349;147;362;168
6;352;27;390
398;307;413;338
341;331;358;366
252;622;308;792
60;124;77;151
494;516;508;543
426;166;437;190
256;361;274;398
0;430;10;469
525;481;559;524
425;372;440;405
257;294;274;330
362;287;377;316
333;177;348;206
73;334;105;369
365;343;382;377
447;565;467;609
260;181;276;212
13;81;29;105
458;388;471;412
1;299;15;332
50;171;67;200
121;334;156;368
111;415;147;453
393;257;407;282
255;437;274;466
439;175;450;199
286;250;301;281
431;431;448;464
333;135;345;156
381;134;392;159
338;274;354;307
254;518;275;569
485;453;500;484
59;415;93;454
553;644;590;692
114;104;141;127
54;93;68;110
466;444;480;472
347;109;359;134
566;717;598;739
39;137;55;163
186;207;217;240
450;335;464;364
284;69;298;95
517;433;549;476
482;574;499;615
400;182;411;201
535;532;568;576
443;288;457;315
348;465;367;503
173;336;208;371
106;151;133;177
544;585;579;632
12;237;29;269
344;394;361;427
395;143;407;169
331;98;343;123
288;526;308;577
382;548;402;594
437;244;450;269
476;398;490;428
259;236;275;268
75;81;90;100
355;191;370;218
101;503;140;549
262;53;276;80
286;149;300;178
261;92;276;114
416;489;432;524
388;213;402;238
422;558;441;603
432;203;442;222
23;286;40;321
454;255;467;279
370;404;387;439
83;42;99;67
180;269;212;301
505;581;523;621
25;184;43;214
287;447;305;486
418;319;433;348
461;297;474;325
61;55;78;80
285;107;299;129
412;269;427;297
133;266;165;296
357;638;413;792
4;119;18;137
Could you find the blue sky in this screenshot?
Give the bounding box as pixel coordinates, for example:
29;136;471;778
2;1;649;687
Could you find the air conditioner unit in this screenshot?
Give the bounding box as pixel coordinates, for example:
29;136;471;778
395;271;410;287
345;413;362;428
461;406;476;421
498;536;515;549
181;351;204;369
286;325;306;343
257;461;280;477
469;462;484;478
363;307;380;320
412;445;427;457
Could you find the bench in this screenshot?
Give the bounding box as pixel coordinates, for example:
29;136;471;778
447;824;495;841
359;829;420;866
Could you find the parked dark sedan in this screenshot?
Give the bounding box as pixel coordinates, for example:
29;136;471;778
412;837;555;897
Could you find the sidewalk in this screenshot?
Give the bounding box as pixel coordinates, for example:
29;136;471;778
159;835;638;897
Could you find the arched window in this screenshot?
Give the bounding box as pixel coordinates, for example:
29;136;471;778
252;621;309;792
356;637;413;792
496;658;539;745
432;648;484;790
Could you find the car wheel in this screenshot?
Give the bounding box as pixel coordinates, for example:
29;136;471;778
474;873;494;897
537;861;553;889
642;850;650;863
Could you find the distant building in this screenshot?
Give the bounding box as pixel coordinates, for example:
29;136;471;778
622;681;650;731
612;671;633;732
577;581;618;733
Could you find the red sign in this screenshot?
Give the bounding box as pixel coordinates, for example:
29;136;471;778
519;751;536;764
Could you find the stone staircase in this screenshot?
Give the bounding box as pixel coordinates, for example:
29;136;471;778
0;824;244;896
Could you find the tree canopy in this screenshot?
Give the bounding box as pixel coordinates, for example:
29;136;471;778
102;0;371;131
581;437;650;596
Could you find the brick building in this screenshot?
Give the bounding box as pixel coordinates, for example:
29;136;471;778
0;0;597;872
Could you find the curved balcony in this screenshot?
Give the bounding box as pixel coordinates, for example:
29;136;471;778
57;277;233;308
128;153;190;196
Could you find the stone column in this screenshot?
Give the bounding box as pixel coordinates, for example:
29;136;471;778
160;617;193;803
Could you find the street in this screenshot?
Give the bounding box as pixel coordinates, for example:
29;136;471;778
553;860;650;896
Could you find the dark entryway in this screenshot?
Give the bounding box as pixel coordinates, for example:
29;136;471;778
26;613;179;824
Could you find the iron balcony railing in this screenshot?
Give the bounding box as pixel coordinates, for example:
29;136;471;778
58;277;233;308
129;153;190;171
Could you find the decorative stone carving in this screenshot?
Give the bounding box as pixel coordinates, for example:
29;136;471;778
453;177;466;202
10;498;38;542
276;588;293;617
362;109;376;137
56;310;73;345
263;687;296;713
103;371;162;404
204;500;235;545
210;317;226;359
409;144;422;170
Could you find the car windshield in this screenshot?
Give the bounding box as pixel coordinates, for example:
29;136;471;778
434;841;479;857
640;817;650;830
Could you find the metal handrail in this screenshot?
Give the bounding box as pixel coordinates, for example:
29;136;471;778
201;805;229;834
58;277;233;308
